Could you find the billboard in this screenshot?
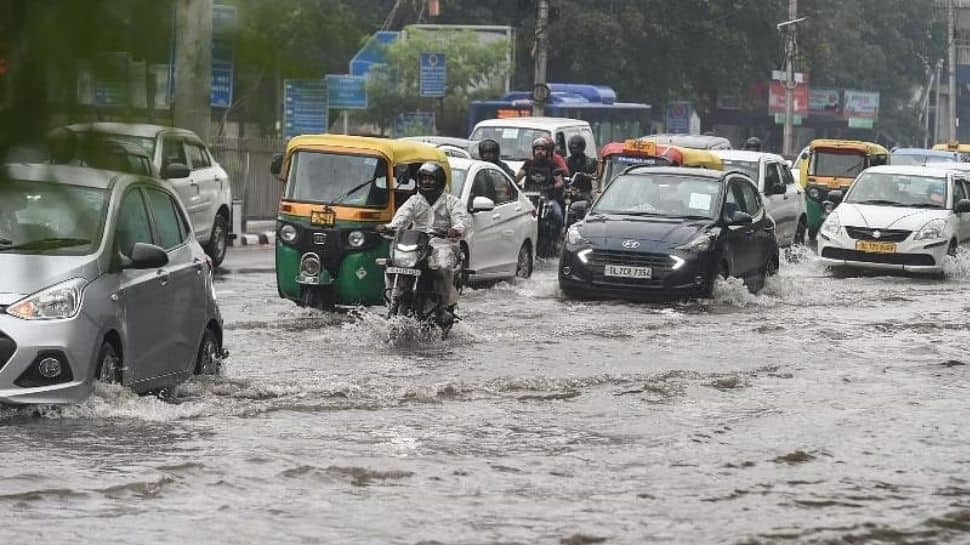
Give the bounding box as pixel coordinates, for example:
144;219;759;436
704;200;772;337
768;81;809;116
843;90;879;120
809;88;841;117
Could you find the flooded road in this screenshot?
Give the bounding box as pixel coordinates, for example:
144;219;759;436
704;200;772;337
4;246;970;544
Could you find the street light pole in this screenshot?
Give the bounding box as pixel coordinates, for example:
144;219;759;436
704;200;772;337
783;0;798;158
533;0;549;116
948;0;958;142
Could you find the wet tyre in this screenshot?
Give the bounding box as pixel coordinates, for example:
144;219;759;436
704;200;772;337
515;243;533;279
195;328;221;375
206;214;229;268
95;341;122;384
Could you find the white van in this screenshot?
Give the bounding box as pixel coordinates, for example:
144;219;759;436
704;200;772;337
469;117;597;174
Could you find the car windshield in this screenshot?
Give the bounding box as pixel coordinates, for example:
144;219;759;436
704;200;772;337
49;133;155;176
0;178;107;255
812;150;866;178
846;172;948;209
891;153;955;166
450;168;468;196
721;159;759;178
592;174;722;219
469;127;551;161
285;151;389;208
604;156;673;184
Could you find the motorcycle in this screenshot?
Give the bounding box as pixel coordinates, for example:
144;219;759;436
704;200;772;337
522;168;566;259
564;172;594;229
377;228;462;338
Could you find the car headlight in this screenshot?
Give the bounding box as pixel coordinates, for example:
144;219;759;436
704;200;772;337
392;249;419;268
566;224;589;245
279;224;298;244
914;218;946;241
6;278;87;321
676;229;718;252
347;230;366;248
820;213;841;237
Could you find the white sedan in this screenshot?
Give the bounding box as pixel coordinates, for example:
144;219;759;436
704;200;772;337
818;165;970;275
448;158;538;281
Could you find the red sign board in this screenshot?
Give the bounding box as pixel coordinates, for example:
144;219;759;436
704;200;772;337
768;82;809;116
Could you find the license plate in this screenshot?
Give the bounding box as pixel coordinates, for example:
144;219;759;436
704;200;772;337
856;241;896;254
604;264;652;279
297;275;319;285
386;266;421;276
310;209;336;226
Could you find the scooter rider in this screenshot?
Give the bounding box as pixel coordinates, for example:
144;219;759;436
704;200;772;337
378;162;470;316
566;134;597;178
477;139;515;179
516;136;566;231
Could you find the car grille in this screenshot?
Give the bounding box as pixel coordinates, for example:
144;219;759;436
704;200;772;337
0;332;16;372
821;247;935;266
588;250;673;269
844;227;911;243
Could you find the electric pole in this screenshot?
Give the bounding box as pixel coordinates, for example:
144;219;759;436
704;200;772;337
533;0;549;116
782;0;798;158
948;0;958;142
173;0;212;140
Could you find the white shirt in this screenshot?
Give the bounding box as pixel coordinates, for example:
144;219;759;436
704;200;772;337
389;192;471;235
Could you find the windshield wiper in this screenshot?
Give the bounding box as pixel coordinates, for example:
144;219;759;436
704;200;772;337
853;199;904;206
907;203;944;209
0;237;91;252
321;177;379;208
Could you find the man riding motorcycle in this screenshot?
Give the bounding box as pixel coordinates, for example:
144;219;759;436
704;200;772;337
378;162;470;320
566;134;597;178
478;139;515;179
516;136;566;250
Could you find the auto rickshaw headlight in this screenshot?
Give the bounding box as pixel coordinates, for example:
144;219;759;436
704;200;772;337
280;224;298;244
348;230;366;248
808;187;820;200
300;254;322;276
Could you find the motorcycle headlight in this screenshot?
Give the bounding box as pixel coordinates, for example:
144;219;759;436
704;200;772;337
566;224;589;245
914;218;946;241
347;230;366;248
675;230;717;252
393;248;419;268
820;213;841;237
279;224;298;244
7;278;87;321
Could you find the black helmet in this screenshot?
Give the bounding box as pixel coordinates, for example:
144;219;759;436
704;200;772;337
743;137;762;151
417;162;447;201
568;135;586;154
478;139;500;159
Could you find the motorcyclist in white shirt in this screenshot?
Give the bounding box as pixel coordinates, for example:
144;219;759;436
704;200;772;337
378;162;471;317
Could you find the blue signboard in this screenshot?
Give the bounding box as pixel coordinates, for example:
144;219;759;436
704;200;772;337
350;31;400;78
665;101;693;134
211;3;236;108
326;75;368;110
284;79;329;140
419;53;447;98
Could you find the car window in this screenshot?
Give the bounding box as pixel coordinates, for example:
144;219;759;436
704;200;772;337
555;132;567;157
146;188;185;250
724;181;741;219
580;128;597;158
955;179;969;205
764;162;782;191
737;179;763;216
161;137;187;169
961;181;970;203
781;163;796;185
186;142;211;170
116;189;153;257
488;169;516;205
469;170;496;203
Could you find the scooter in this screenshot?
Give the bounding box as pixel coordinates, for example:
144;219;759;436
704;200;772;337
377;228;462;338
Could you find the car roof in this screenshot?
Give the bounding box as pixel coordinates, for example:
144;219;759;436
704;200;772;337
472;117;588;130
619;166;726;180
447;157;500;171
863;165;954;177
640;134;733;149
892;147;956;156
63;122;197;139
401;136;474;147
2;163;137;189
925;161;970;171
712;149;785;163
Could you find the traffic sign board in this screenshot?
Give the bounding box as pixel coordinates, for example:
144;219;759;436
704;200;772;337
666;101;693;134
326;75;368;110
420;53;447;98
284;79;329;139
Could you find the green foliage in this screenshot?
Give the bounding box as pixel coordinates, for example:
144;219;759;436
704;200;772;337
363;28;510;135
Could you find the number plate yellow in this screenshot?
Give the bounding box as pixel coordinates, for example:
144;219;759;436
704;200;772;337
856;241;896;254
310;208;336;226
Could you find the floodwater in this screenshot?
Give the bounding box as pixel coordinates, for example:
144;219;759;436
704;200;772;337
4;246;970;544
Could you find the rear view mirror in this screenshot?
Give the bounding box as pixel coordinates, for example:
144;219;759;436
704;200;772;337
828;190;844;204
471;196;496;212
569;200;589;217
956;198;970;214
728;211;754;226
270;153;283;176
162;162;190;180
396;178;416;192
124;242;169;270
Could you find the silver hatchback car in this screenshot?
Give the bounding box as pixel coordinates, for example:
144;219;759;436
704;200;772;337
0;164;224;405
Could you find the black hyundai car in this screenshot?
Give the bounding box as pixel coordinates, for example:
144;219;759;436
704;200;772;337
559;167;778;299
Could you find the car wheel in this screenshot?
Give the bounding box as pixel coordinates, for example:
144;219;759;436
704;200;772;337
206;214;229;268
195;328;222;375
948;239;959;257
701;261;729;298
95;341;122;384
515;242;533;279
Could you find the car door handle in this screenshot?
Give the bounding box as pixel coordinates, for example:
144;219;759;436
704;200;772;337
193;258;204;274
491;213;502;220
157;270;170;286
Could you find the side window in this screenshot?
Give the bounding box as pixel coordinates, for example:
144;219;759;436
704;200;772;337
781;163;796;185
116;189;153;257
738;180;763;216
488;169;515;205
764;162;781;192
555;131;567;157
146;189;185;250
954;179;968;205
723;182;741;219
161;137;187;169
185;143;208;170
580;128;597;158
469;170;496;203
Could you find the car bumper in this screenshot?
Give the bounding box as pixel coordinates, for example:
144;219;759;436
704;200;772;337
558;247;716;299
817;232;948;273
0;313;100;406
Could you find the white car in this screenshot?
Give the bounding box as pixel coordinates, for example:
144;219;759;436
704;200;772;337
58;123;233;266
713;150;808;246
469;117;597;174
818;165;970;274
448;158;538;281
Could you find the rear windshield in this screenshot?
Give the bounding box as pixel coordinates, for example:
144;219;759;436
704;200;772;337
285;151;389;208
469;127;551;162
0;178;108;255
721;159;759;179
49;133;155;176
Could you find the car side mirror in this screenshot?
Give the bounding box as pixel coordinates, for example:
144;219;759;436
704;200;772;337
123;242;169;270
956;198;970;214
828;190;844;204
471;196;496;212
785;159;793;169
162;162;190;180
569;199;589;217
270;153;283;176
727;211;753;226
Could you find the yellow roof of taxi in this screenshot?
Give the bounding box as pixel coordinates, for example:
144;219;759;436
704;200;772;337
286;135;448;162
809;139;888;154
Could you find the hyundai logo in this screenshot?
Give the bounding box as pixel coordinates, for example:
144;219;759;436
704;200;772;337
622;239;641;249
872;230;882;239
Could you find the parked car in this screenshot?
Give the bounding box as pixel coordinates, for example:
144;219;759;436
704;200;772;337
560;167;778;299
889;147;960;166
399;136;479;160
638;134;733;151
52;123;233;266
469;117;597;173
713;150;808;246
0;164;225;405
818;165;970;275
448;157;538;282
